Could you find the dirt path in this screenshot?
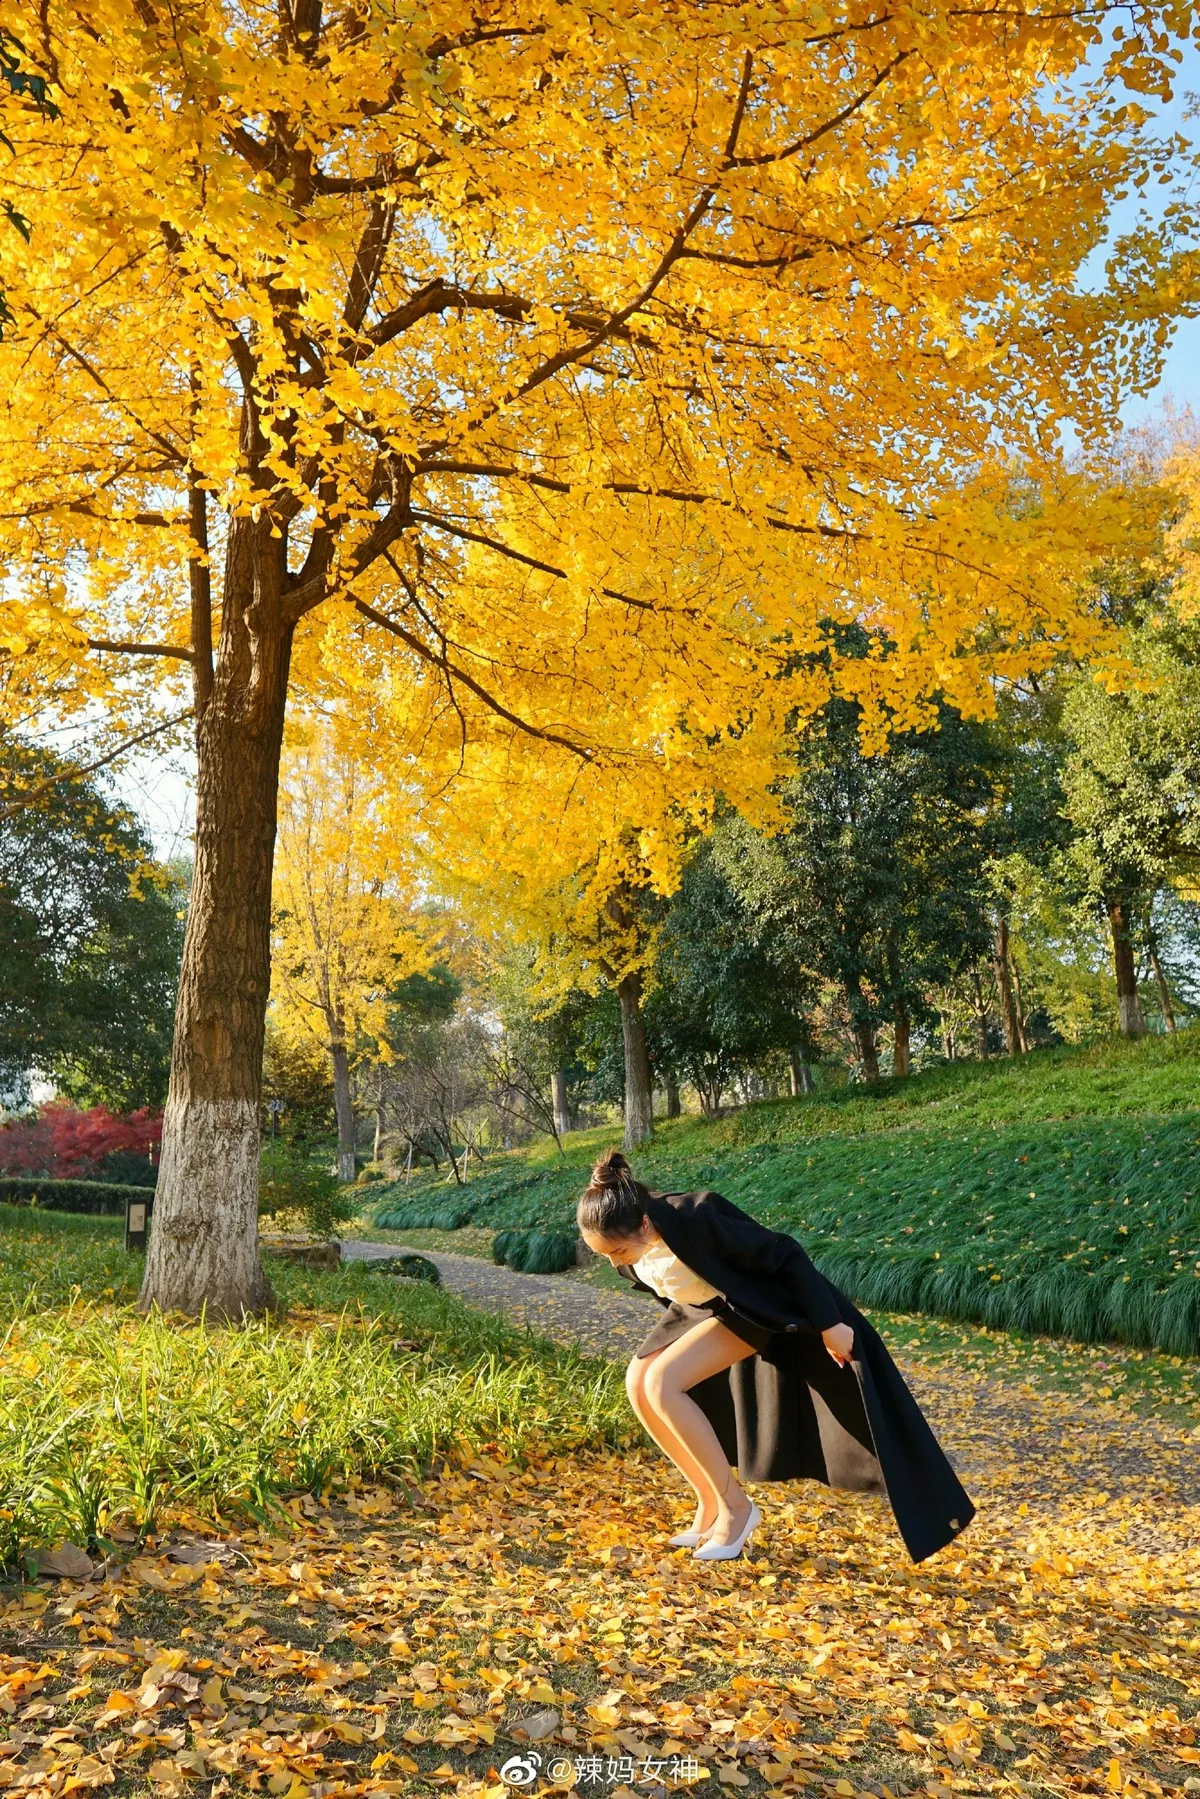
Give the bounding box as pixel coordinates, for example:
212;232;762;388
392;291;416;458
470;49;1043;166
342;1240;1200;1544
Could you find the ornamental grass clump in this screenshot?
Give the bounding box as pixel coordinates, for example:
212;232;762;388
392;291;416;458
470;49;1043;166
492;1230;578;1274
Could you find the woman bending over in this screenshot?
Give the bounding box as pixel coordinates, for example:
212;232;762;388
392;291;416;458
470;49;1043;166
579;1151;973;1564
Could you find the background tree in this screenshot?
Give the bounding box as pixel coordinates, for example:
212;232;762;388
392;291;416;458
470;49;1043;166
646;844;814;1114
1060;618;1200;1036
719;698;996;1079
271;728;430;1181
0;735;185;1111
1;0;1190;1313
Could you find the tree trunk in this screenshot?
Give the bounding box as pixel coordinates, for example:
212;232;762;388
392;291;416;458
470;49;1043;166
373;1104;384;1163
139;541;292;1320
617;970;654;1148
971;967;989;1058
993;914;1023;1056
331;1035;356;1184
892;1007;911;1077
843;976;880;1082
852;1021;879;1082
1148;942;1177;1032
1011;958;1031;1052
698;1076;723;1118
1106;893;1147;1038
665;1075;682;1117
789;1045;815;1095
551;1068;571;1136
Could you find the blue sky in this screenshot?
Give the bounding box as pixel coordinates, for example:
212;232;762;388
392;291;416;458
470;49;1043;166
1110;37;1199;423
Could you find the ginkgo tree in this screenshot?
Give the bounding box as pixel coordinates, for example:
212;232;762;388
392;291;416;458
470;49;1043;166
272;723;430;1184
0;0;1192;1316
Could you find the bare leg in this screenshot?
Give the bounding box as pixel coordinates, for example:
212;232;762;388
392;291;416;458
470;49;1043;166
626;1354;721;1534
642;1319;756;1548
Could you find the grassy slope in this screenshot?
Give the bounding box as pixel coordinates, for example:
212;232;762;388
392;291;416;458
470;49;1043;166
371;1031;1200;1354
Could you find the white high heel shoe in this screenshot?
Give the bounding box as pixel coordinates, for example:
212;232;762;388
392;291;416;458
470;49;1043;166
668;1524;713;1549
693;1501;761;1562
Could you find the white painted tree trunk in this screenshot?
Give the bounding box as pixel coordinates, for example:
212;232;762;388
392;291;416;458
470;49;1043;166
141;1096;273;1318
551;1069;571;1137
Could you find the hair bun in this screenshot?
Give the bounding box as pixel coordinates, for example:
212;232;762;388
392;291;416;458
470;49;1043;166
589;1149;632;1190
578;1149;648;1241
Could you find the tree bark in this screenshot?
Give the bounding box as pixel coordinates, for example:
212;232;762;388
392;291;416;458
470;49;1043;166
139;527;292;1319
971;967;990;1058
993;914;1023;1056
789;1045;815;1095
843;975;880;1082
617;970;654;1148
551;1068;571;1136
331;1034;356;1184
1148;942;1177;1032
373;1104;385;1163
1106;893;1146;1038
892;1006;911;1078
852;1020;880;1082
1011;957;1031;1052
665;1074;682;1117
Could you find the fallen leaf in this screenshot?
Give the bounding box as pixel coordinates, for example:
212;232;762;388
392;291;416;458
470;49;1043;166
37;1544;94;1579
512;1708;560;1741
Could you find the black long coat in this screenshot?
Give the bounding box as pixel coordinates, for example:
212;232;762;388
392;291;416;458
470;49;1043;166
620;1189;974;1564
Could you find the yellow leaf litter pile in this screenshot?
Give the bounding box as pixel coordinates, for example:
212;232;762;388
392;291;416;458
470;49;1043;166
1;1335;1197;1799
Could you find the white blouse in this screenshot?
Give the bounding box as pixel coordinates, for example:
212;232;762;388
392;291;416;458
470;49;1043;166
632;1238;720;1306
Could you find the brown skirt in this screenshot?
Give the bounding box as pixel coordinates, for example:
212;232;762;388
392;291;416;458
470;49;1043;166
636;1298;775;1358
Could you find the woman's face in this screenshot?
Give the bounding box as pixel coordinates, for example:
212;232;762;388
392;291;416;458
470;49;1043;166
582;1215;659;1267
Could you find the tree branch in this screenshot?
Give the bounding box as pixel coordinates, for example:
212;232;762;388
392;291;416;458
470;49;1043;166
410;463;860;541
343;196;396;336
87;638;195;660
409;509;660;611
0;708;194;822
425;53;757;433
364;280;650;356
353;588;593;762
731;52;910;166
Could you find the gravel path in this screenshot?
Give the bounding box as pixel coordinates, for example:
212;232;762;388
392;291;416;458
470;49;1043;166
341;1239;1200;1539
341;1240;658;1357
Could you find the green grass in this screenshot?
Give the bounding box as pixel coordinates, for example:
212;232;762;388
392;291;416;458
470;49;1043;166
0;1209;629;1571
371;1032;1200;1355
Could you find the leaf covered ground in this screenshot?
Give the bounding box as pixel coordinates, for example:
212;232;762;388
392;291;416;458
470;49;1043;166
3;1321;1198;1799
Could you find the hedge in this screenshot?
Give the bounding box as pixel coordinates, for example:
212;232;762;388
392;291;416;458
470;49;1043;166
0;1177;148;1215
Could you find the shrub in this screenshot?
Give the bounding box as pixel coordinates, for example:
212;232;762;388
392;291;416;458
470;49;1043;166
365;1253;442;1286
0;1177;145;1215
258;1142;357;1240
492;1229;578;1274
97;1150;157;1188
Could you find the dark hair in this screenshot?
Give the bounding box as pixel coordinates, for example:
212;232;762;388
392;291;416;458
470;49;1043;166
577;1150;651;1240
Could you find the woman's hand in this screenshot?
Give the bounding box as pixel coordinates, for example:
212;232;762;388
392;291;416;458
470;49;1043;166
822;1322;855;1366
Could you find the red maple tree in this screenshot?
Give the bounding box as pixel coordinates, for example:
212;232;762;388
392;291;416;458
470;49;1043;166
0;1104;161;1180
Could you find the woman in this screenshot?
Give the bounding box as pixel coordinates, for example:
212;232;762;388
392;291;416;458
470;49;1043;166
579;1150;973;1563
